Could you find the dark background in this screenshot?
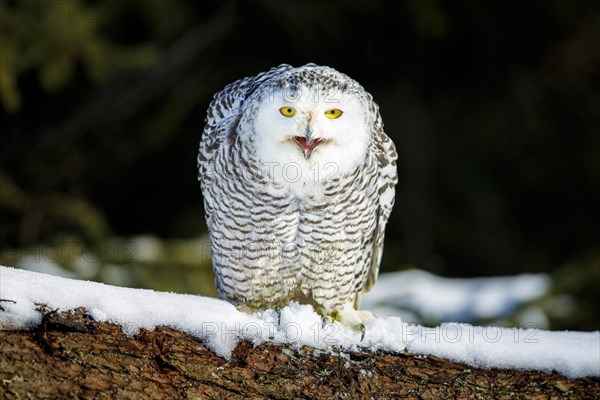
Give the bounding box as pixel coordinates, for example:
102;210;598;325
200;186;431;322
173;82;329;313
0;0;598;329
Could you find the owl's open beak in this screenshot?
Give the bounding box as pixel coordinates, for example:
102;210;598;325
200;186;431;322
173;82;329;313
293;127;323;159
293;137;321;159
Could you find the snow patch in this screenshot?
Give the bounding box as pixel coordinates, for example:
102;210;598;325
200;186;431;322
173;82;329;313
0;266;598;378
363;269;550;323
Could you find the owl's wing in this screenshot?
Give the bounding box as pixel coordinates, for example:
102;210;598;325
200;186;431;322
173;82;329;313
198;64;293;188
363;118;398;294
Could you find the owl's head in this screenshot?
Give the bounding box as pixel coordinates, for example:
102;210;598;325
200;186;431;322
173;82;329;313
241;64;375;193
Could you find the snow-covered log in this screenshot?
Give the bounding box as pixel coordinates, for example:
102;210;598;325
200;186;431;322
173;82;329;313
1;267;599;398
1;307;598;399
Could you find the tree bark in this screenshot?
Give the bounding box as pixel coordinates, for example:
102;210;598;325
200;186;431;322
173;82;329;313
0;308;598;399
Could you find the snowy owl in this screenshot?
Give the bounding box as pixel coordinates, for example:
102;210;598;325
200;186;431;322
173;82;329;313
198;64;397;330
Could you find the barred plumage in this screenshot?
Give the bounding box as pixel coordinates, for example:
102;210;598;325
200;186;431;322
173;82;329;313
198;64;397;328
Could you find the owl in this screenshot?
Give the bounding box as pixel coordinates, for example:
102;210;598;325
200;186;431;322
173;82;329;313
198;64;397;330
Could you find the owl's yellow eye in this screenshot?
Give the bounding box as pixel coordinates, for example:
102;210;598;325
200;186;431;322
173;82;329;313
279;107;296;117
325;108;343;119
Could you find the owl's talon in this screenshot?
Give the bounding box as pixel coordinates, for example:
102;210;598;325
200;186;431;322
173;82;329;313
275;306;281;326
359;323;366;342
322;315;334;329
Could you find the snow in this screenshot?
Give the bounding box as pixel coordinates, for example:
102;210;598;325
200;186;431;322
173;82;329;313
362;269;551;323
1;266;598;378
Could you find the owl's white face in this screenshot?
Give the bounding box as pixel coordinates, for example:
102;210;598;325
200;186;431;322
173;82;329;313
252;85;370;196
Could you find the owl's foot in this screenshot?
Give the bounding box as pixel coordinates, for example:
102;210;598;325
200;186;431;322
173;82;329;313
337;305;375;342
237;304;283;326
321;304;374;341
235;303;259;314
